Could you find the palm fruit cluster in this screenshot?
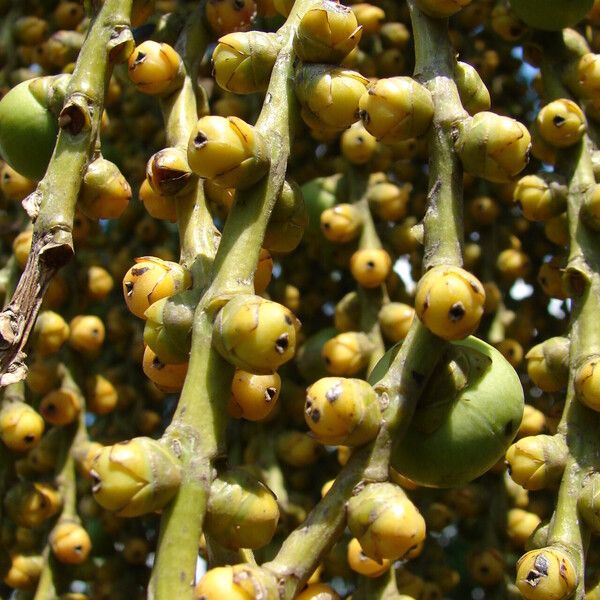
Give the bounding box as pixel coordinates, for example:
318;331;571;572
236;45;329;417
0;0;599;599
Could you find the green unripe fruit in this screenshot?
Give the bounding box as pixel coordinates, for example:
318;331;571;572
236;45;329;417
0;78;64;180
205;468;279;550
383;336;524;487
509;0;593;31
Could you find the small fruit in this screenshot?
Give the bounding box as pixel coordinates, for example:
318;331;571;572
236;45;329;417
212;294;299;374
350;248;392;288
304;377;381;446
127;41;181;95
205;467;279;549
456;111;531;183
294;1;362;64
213;31;279;94
187;115;269;190
516;547;577;599
359;77;434;143
536;99;586;148
90;437;181;517
122;257;191;320
415;265;485;341
228;369;281;421
321;332;373;376
320;204;362;243
50;521;91;564
0;402;44;452
68;315;105;354
575;356;600;411
347;482;426;561
347;537;390;577
505;435;567;490
40;388;82;426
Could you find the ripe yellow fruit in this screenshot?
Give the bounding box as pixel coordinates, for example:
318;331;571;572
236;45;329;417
415;265;485;340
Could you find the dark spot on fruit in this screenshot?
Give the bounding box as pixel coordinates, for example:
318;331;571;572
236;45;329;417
265;387;276;402
91;471;102;493
553;115;565;128
448;302;465;321
366;260;375;269
24;434;35;443
504;419;515;436
234;0;245;9
310;408;320;423
131;266;150;277
133;51;146;65
284;314;293;325
275;333;289;354
124;281;134;296
194;132;208;148
152;356;165;369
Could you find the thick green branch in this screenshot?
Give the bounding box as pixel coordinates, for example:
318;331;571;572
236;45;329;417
408;0;467;269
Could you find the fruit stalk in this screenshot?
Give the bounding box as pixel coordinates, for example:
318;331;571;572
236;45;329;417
158;7;218;278
408;0;467;269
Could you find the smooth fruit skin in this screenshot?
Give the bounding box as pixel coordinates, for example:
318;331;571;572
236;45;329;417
384;336;524;487
0;79;58;180
509;0;593;31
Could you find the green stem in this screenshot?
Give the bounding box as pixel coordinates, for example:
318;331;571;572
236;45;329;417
150;310;233;600
345;165;385;374
158;12;218;277
408;0;467;269
545;137;600;598
353;566;401;600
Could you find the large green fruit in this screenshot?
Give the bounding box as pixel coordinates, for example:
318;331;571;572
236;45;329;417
509;0;593;31
383;336;523;488
0;79;59;180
